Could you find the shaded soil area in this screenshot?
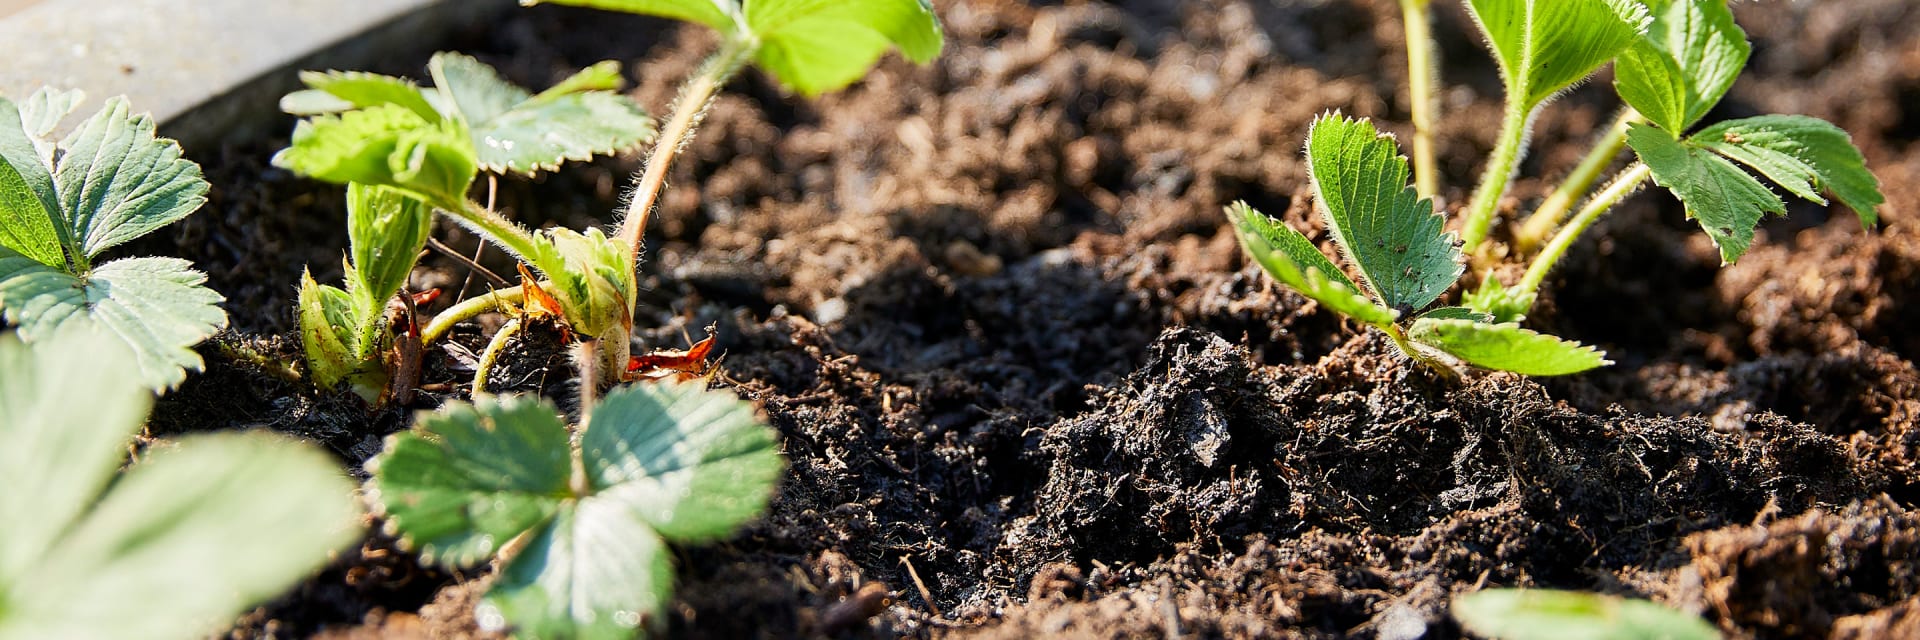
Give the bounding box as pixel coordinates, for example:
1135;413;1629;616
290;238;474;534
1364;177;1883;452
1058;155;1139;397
122;0;1920;637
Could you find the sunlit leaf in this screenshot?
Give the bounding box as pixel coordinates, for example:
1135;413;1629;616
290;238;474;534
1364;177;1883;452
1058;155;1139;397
1627;123;1783;264
1409;317;1610;376
1466;0;1650;108
1304;113;1461;312
1452;589;1720;640
1224;201;1398;327
1691;115;1883;227
1613;0;1749;135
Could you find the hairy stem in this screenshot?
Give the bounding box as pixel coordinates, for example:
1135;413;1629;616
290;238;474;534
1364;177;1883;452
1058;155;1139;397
615;38;757;271
1514;108;1642;252
1515;162;1652;304
575;338;600;424
472;317;523;396
1461;99;1535;251
422;286;524;346
1399;0;1440;202
440;199;567;280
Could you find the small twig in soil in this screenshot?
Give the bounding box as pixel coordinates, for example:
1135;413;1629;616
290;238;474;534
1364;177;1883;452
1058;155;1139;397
899;555;943;619
429;237;508;290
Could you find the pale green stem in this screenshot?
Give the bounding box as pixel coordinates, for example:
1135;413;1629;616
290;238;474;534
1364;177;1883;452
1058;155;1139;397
575;338;600;424
1514;108;1643;253
1515;162;1652;305
438;199;568;281
421;286;524;346
615;37;757;271
1461;99;1535;251
1398;0;1440;202
1382;322;1459;380
473;317;523;396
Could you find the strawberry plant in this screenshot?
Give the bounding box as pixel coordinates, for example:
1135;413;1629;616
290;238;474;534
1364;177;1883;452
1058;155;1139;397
0;89;227;390
1228;115;1607;376
277;53;655;399
0;328;362;639
1238;0;1882;374
367;380;782;638
279;0;944;398
1452;589;1719;640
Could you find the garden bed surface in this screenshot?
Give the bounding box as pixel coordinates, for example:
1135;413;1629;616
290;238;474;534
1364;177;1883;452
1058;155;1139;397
130;0;1920;637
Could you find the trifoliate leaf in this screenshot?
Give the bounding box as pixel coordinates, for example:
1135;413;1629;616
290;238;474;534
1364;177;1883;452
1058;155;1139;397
1613;0;1749;135
0;253;226;390
747;0;946;96
1691;115;1883;227
426;53;657;175
1627;123;1784;264
1304;114;1461;312
283;70;441;121
273;104;478;208
1409;317;1610;375
371;382;783;638
368;394;574;566
1466;0;1651;108
347;183;433;311
0;330;364;640
1224;201;1398;327
519;0;742;35
582;381;784;541
1452;589;1720;640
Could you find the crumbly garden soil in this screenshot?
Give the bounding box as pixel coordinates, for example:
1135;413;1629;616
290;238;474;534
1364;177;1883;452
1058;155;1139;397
121;0;1920;637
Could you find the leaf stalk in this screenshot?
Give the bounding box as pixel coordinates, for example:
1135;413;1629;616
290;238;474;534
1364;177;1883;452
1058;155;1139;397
1398;0;1440;202
1514;108;1643;252
614;37;758;270
1514;162;1652;305
1461;98;1534;251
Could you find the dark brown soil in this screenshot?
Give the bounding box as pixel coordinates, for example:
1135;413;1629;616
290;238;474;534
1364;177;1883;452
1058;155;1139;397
123;0;1920;638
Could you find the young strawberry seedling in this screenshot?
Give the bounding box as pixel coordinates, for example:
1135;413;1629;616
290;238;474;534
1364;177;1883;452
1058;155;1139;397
0;90;228;390
1242;0;1883;375
276;52;656;400
0;328;362;640
1228;115;1607;377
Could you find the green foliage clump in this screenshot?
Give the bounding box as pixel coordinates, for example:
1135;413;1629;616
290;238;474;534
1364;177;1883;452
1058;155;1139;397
0;90;226;390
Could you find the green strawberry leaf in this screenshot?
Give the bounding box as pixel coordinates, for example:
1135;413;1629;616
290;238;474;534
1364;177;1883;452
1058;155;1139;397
430;52;657;175
1417;306;1495;323
520;0;741;35
54;98;210;261
368;394;574;566
1452;589;1719;640
0;98;68;269
1627;122;1784;264
0;329;363;640
531;0;944;97
370;382;783;638
1224;201;1398;328
1613;0;1749;135
1690;115;1883;227
282;70;441;121
581;382;784;541
0;253;226;390
1304;113;1461;312
1466;0;1650;109
1409;317;1610;376
746;0;945;96
273;104;478;209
